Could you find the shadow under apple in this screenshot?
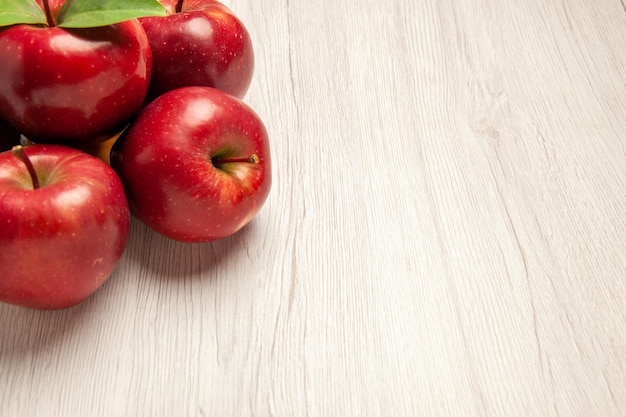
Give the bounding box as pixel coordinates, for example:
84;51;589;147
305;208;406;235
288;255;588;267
0;284;110;360
0;216;259;360
124;216;258;284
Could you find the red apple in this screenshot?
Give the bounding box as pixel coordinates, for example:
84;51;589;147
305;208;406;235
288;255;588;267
0;144;130;309
0;0;152;144
0;116;20;152
111;86;271;243
139;0;254;101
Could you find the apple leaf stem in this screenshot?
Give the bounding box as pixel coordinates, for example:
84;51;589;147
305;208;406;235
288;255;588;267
42;0;56;27
212;154;259;165
176;0;184;13
11;146;40;189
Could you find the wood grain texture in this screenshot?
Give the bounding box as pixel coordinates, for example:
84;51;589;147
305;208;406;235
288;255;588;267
1;0;625;416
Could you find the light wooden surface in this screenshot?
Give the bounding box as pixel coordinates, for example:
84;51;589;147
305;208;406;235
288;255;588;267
2;0;625;415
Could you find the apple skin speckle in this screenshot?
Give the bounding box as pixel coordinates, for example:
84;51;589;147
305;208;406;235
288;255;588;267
0;20;152;145
0;144;130;309
139;0;254;101
111;86;271;243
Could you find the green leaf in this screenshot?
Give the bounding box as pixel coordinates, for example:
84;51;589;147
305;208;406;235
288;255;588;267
0;0;48;27
58;0;167;28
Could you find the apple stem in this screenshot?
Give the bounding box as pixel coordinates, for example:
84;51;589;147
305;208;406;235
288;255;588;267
12;146;40;190
42;0;56;27
212;154;259;165
176;0;184;13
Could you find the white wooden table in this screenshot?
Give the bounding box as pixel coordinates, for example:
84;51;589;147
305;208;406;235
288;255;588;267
2;0;625;415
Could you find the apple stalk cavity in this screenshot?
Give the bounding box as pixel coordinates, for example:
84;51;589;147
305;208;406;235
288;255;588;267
111;86;271;243
11;145;40;189
212;154;259;167
0;144;131;309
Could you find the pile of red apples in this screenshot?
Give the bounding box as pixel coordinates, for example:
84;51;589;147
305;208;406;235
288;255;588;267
0;0;272;310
